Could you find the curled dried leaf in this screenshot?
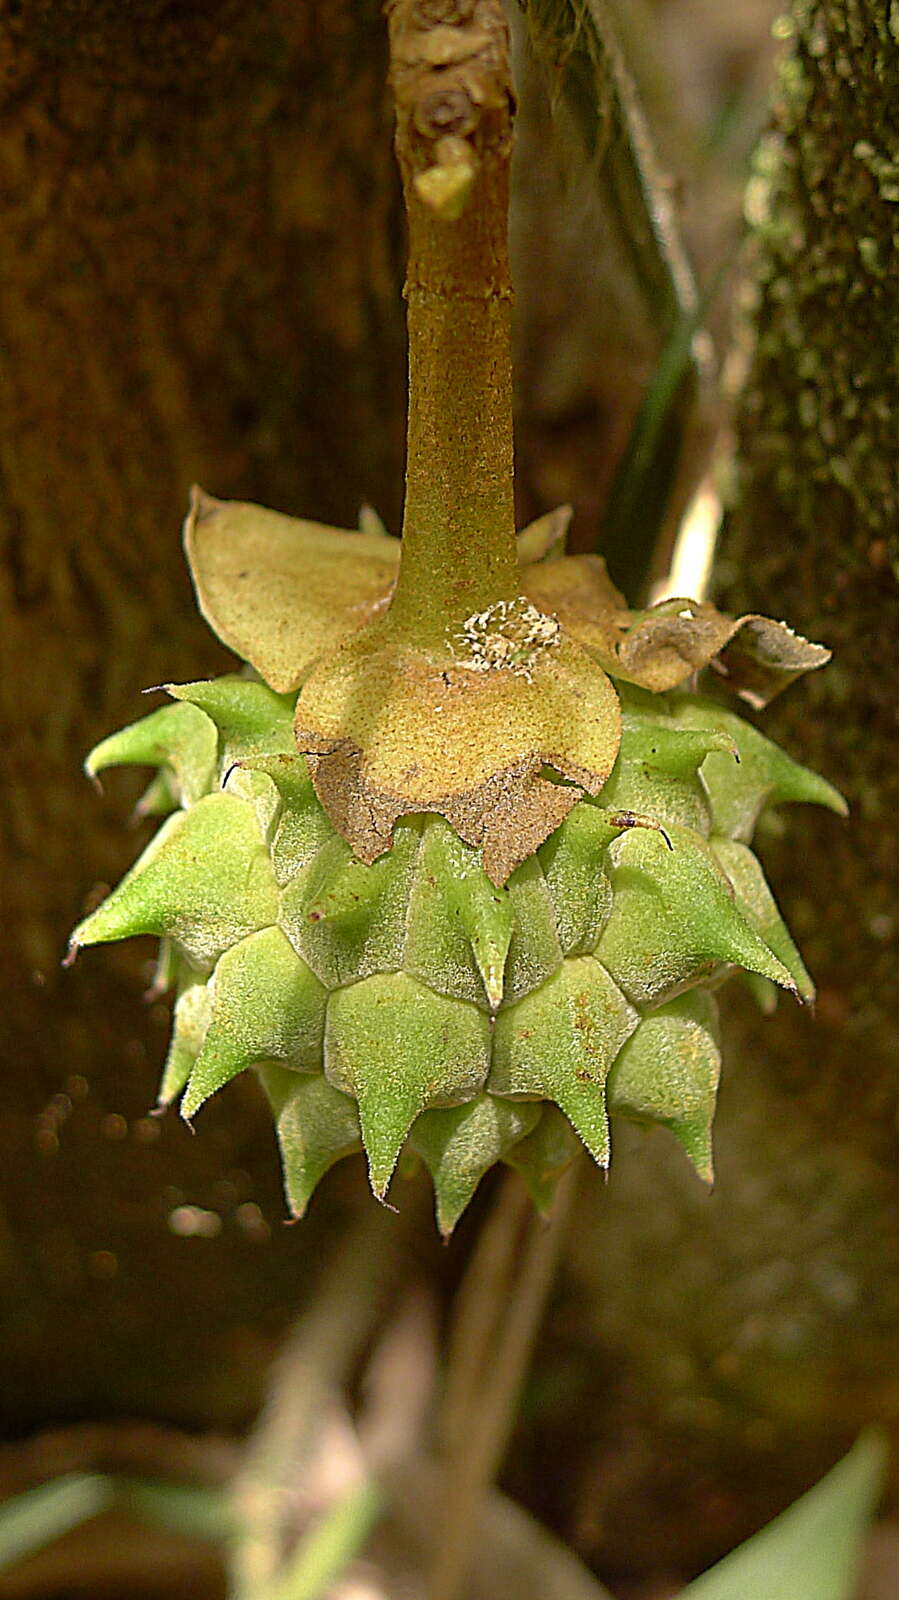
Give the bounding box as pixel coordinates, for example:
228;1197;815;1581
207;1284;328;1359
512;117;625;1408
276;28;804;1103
183;487;400;693
614;599;831;703
713;616;832;708
523;556;830;703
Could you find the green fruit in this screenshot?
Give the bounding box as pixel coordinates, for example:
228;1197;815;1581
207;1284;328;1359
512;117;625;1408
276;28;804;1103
72;655;844;1233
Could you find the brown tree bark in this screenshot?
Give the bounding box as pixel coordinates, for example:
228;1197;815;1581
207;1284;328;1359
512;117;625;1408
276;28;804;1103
715;0;899;1479
0;0;408;1429
524;1;899;1583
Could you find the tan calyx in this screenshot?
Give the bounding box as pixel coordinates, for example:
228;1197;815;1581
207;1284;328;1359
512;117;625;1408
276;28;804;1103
292;611;621;885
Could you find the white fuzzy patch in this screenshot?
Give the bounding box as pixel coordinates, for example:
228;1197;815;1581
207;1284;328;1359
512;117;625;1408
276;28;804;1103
455;597;561;681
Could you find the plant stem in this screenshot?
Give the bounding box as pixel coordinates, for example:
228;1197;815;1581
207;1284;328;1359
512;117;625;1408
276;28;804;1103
386;0;519;646
230;1199;418;1598
429;1161;581;1600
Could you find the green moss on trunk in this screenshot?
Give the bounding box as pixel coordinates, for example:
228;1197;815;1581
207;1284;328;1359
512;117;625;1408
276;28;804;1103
721;0;899;1164
705;0;899;1509
519;8;899;1577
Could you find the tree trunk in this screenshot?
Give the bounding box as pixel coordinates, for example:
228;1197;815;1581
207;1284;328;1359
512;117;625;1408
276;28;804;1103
504;3;899;1583
718;0;899;1450
0;0;407;1429
3;0;897;1589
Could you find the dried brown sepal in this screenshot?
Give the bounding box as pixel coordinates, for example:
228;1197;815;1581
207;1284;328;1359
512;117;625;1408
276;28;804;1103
614;600;830;704
521;553;630;659
308;746;579;886
712;617;832;709
183;486;399;694
293;616;621;885
523;555;830;703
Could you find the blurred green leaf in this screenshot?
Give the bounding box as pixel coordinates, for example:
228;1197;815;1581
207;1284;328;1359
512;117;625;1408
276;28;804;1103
518;0;708;597
116;1477;234;1545
680;1431;888;1600
597;281;716;592
252;1478;383;1600
0;1473;112;1573
0;1471;235;1575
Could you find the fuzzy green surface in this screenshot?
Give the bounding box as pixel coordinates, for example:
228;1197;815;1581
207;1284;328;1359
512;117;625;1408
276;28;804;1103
72;673;843;1231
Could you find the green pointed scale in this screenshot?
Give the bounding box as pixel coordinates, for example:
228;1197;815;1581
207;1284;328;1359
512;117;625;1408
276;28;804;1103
70;792;279;970
598;716;738;836
86;700;217;808
181;927;326;1119
404;817;514;1009
607;990;721;1182
158;967;213;1106
412;1096;541;1236
134;768;181;821
595;821;796;1009
167;677;297;765
73;666;843;1230
241;753;335;884
281;825;421;990
503;1107;581;1216
325;972;492;1197
669;694;847;842
258;1065;362;1218
490;955;639;1168
538;803;617;955
710;838;814;1002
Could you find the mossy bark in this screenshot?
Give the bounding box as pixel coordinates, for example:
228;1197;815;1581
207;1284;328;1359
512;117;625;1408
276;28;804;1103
719;0;899;1171
705;0;899;1524
0;0;408;1429
550;1;899;1578
507;4;899;1583
720;3;899;1519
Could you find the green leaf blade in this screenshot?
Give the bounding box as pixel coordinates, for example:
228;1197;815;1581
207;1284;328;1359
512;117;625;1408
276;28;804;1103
0;1474;113;1574
680;1432;887;1600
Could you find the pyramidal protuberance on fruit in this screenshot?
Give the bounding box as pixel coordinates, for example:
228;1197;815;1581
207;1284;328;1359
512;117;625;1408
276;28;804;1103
69;0;845;1233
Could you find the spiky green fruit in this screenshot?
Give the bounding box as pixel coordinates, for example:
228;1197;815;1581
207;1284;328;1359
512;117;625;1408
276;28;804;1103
69;0;843;1236
73;646;843;1233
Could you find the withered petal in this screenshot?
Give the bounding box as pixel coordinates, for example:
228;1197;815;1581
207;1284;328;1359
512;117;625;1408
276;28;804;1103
616;600;831;702
515;504;572;565
714;615;832;708
522;552;629;645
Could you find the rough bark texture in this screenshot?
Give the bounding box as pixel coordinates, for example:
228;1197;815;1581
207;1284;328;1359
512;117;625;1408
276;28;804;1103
0;0;408;1430
718;0;899;1361
517;2;899;1583
721;0;899;1174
